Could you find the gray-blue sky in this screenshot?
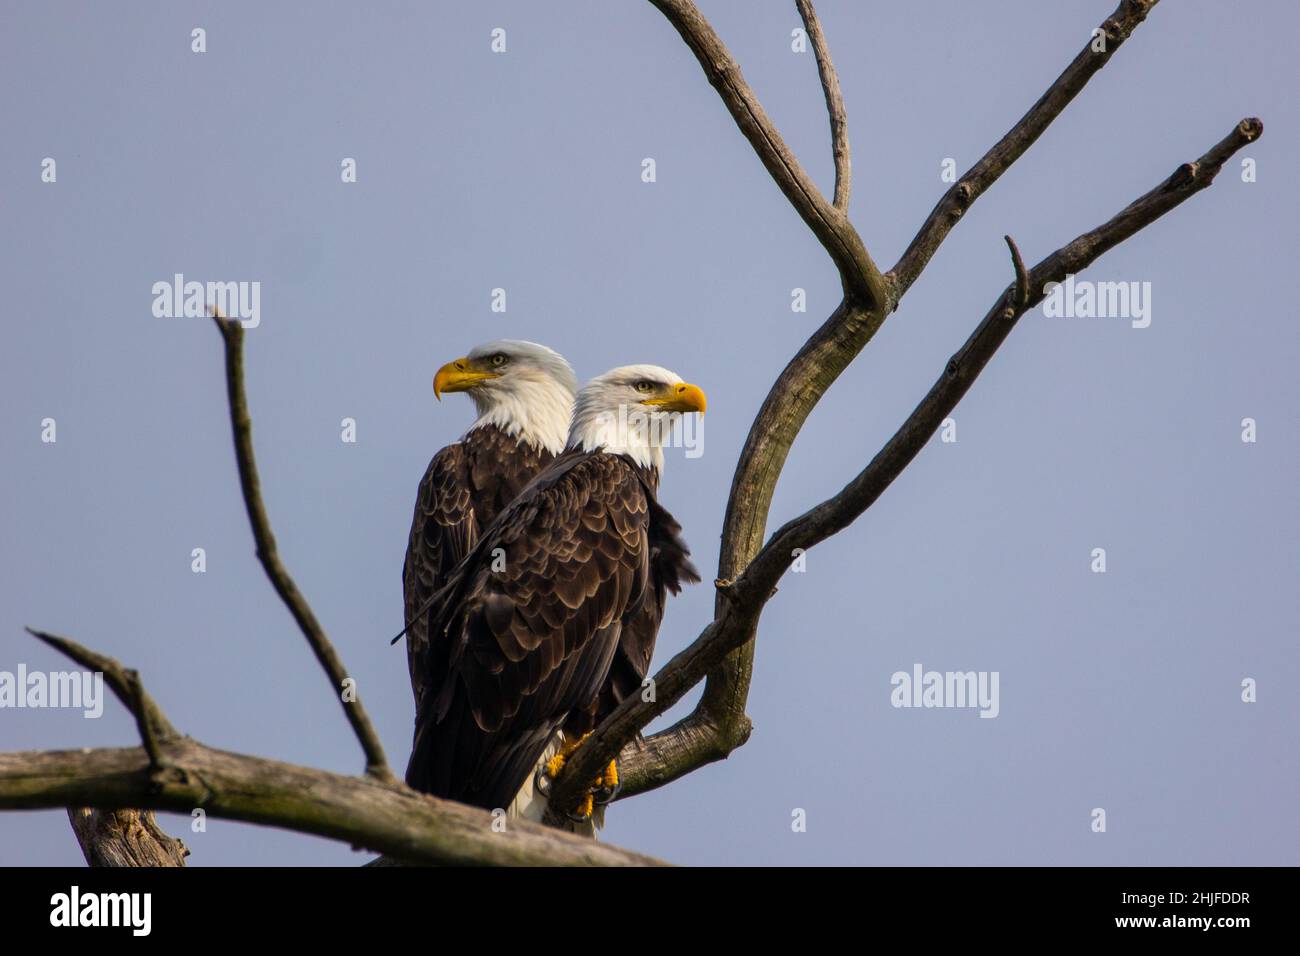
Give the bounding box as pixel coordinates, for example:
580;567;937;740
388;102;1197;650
1;0;1295;865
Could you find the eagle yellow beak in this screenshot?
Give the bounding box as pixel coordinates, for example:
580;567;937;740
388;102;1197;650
641;382;707;414
433;357;499;400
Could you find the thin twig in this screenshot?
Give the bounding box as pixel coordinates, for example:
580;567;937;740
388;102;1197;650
125;670;165;770
1005;235;1029;312
888;0;1161;302
209;312;392;780
796;0;851;209
25;627;176;739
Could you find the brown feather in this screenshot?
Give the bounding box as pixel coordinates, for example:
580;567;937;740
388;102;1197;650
402;425;554;707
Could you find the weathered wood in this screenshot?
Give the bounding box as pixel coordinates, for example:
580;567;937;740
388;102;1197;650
67;809;189;868
3;742;667;867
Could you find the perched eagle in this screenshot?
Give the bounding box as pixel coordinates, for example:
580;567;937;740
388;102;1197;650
403;340;577;708
405;365;704;819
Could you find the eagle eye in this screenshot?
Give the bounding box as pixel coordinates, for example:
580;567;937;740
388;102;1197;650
490;353;509;367
634;380;655;393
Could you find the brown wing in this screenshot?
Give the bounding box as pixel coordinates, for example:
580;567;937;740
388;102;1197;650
405;451;649;810
403;444;475;707
597;488;700;720
402;425;554;707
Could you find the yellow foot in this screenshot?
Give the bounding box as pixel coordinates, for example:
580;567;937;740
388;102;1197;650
543;731;590;779
572;792;595;820
535;734;620;816
589;757;621;809
543;752;567;779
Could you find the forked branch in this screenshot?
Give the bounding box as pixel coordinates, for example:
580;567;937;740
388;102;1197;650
649;0;885;308
550;116;1262;809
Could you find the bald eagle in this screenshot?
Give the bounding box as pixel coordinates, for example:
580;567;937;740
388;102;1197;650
403;340;577;708
404;365;705;819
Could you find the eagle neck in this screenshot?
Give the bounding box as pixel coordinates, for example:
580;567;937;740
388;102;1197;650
566;430;665;474
567;400;682;473
465;377;573;455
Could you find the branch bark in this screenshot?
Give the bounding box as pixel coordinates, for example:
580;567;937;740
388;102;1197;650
67;809;189;868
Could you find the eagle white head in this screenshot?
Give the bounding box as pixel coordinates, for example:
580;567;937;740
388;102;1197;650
567;364;707;472
433;340;578;454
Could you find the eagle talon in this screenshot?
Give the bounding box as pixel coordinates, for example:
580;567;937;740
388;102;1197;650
566;792;595;822
592;779;621;806
533;765;553;797
535;733;589;803
592;759;620;805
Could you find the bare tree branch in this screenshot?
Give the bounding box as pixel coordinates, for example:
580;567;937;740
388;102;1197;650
210;314;392;780
551;116;1262;808
888;0;1161;301
26;627;189;866
26;628;176;740
10;632;665;866
648;0;886;309
796;0;851;209
0;743;666;867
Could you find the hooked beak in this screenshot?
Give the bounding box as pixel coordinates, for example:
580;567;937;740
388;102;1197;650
433;358;499;400
641;381;707;414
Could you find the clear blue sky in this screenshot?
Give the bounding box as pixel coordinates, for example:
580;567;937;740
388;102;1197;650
1;0;1295;865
